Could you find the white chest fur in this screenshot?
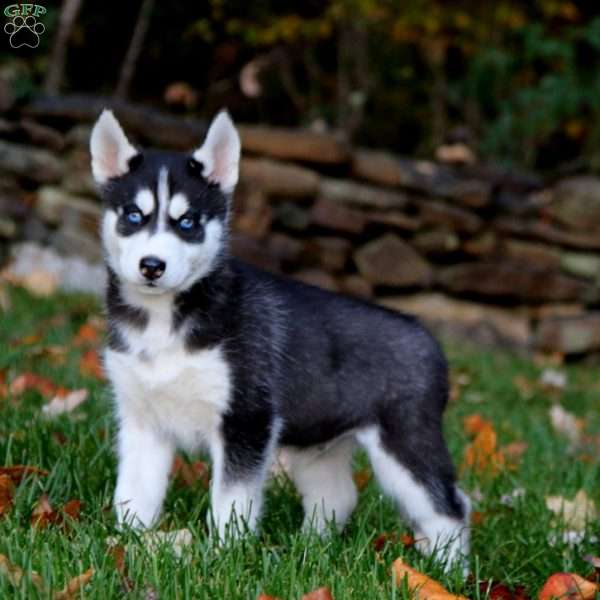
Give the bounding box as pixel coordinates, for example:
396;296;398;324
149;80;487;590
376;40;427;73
105;291;232;450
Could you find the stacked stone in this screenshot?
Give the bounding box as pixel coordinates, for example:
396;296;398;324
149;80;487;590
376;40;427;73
2;107;600;356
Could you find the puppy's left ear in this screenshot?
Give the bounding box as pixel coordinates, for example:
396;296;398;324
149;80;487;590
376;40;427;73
192;111;241;194
90;109;139;184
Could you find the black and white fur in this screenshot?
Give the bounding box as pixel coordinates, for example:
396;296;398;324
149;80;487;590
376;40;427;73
90;109;470;570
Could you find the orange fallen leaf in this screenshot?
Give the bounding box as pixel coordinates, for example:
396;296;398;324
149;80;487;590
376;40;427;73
257;595;282;600
0;475;14;517
54;567;93;600
171;456;210;489
79;350;104;380
0;553;44;590
501;440;528;469
538;572;598;600
471;511;486;526
74;321;101;347
392;557;468;599
302;587;334;600
462;422;505;476
463;414;491;436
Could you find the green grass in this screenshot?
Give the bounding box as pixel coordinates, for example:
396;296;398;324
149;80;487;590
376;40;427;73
0;286;599;599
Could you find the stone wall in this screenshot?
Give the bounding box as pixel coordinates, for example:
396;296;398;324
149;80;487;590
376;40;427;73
2;97;600;357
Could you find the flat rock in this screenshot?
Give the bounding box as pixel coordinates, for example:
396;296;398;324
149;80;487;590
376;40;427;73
36;186;101;228
354;234;432;287
545;176;600;232
560;251;600;281
309;197;365;234
501;239;561;270
239;125;351;164
292;268;339;292
0;140;63;183
302;237;351;272
241;157;319;198
535;313;600;354
413;229;460;255
338;274;373;299
438;261;592;303
380;292;531;348
319;177;409;210
417;198;482;234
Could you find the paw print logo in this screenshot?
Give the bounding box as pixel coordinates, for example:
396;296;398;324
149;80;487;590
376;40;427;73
4;15;45;48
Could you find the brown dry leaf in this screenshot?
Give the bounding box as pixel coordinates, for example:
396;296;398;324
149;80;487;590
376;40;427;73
42;389;89;417
301;587;334;600
546;490;598;532
10;372;59;398
54;567;93;600
0;465;48;484
31;495;82;529
462;422;505;477
353;468;371;491
0;553;44;590
170;455;210;489
501;441;528;469
538;572;598;600
257;595;282;600
79;350;104;380
31;494;55;528
479;580;530;600
549;404;584;445
471;511;486;526
392;557;468;599
0;475;14;517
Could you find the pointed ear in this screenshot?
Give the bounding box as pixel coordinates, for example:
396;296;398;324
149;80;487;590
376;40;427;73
192;111;241;193
90;109;139;184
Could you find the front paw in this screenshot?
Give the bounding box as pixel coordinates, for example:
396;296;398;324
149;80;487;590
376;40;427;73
114;495;157;529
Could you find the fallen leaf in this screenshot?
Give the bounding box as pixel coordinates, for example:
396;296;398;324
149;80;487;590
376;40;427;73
0;475;14;516
257;595;281;600
479;580;530;600
546;490;597;532
538;572;598;600
463;414;492;436
79;350;104;380
54;567;93;600
462;422;505;476
42;389;88;416
549;404;584;445
471;511;486;526
501;441;528;469
31;495;82;529
0;553;44;590
74;321;101;347
10;373;59;398
0;465;48;484
31;494;54;528
301;587;334;600
353;468;371;491
392;557;468;599
170;455;210;489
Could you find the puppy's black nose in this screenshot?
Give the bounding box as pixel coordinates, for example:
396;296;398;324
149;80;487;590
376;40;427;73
139;256;166;280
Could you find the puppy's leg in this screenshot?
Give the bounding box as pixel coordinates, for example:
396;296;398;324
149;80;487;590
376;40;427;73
208;414;279;541
286;436;357;534
114;417;175;528
357;426;470;573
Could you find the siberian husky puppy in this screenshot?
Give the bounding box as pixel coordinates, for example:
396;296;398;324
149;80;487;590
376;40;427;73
90;109;470;571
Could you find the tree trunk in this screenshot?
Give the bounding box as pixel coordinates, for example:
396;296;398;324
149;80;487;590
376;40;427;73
43;0;83;95
114;0;155;100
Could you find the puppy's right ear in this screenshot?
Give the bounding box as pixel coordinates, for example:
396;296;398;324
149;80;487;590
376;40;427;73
90;109;139;184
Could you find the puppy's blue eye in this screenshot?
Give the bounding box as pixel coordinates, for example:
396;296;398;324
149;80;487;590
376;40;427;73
126;210;143;225
179;217;195;231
